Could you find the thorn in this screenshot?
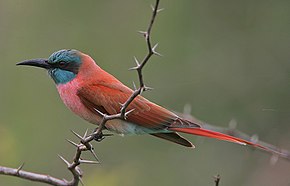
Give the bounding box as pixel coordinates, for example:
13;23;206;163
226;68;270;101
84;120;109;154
137;30;148;38
79;159;100;164
152;43;158;51
75;166;83;177
83;129;89;138
89;149;100;162
70;130;83;140
66;139;79;147
151;4;164;13
119;102;126;111
124;109;135;119
152;43;162;56
140;87;145;95
94;108;105;117
133;56;140;66
118;102;124;108
132;81;137;91
79;177;84;186
90;131;113;139
58;155;70;167
144;85;154;91
150;4;155;11
16;163;25;175
157;8;164;13
128;66;138;71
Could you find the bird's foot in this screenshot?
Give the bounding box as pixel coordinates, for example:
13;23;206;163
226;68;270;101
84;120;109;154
94;131;105;142
93;131;113;142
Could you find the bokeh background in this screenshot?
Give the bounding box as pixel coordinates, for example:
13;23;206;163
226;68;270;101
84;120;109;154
1;0;290;185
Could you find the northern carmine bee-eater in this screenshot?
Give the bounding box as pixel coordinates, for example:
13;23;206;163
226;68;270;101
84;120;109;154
17;49;273;150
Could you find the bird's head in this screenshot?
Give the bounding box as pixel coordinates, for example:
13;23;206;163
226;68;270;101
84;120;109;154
17;49;83;84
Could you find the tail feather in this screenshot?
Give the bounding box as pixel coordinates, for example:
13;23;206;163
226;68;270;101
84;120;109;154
169;127;271;152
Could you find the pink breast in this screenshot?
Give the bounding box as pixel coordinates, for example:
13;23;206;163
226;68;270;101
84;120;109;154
56;80;101;125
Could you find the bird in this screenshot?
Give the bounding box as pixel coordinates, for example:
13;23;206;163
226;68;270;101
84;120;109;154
17;49;273;151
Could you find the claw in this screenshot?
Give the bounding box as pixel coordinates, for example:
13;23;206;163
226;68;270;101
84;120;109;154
91;132;113;141
103;133;114;137
92;130;106;142
95;135;105;142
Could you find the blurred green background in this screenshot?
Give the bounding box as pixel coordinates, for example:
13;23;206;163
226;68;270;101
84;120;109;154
1;0;290;185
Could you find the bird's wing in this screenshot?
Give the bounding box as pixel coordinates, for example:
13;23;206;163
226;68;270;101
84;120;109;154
77;82;199;130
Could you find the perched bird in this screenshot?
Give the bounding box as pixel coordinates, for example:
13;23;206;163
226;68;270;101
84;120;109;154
17;49;272;150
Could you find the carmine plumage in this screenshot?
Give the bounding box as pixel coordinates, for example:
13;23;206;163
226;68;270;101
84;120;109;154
17;49;277;152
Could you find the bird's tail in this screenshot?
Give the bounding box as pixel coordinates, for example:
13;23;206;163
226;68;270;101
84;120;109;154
169;127;276;153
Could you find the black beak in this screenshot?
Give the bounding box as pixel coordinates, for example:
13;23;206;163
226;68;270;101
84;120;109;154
16;58;51;69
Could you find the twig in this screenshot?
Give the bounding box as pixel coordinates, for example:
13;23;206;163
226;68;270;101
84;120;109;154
214;174;221;186
124;0;161;115
0;165;68;186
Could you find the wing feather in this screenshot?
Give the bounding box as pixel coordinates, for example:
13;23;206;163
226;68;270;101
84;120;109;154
77;81;194;130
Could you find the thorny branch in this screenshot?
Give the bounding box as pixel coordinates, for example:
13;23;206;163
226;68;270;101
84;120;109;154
0;165;67;186
214;174;221;186
0;0;161;185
